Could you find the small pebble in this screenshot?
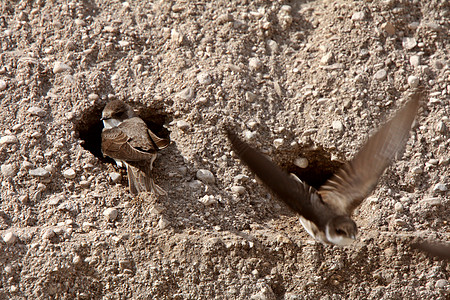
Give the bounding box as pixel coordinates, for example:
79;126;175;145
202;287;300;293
407;75;420;88
332;120;344;132
374;69;387;81
411;166;423;174
394;202;404;212
273;138;284;148
118;40;130;47
88;93;99;101
29;168;50;177
402;37;417;50
177;87;194;100
351;11;365;21
435;279;448;289
0;79;6;91
79;180;90;188
62;168;76;179
158;217;170;229
109;172;121;183
1;164;17;177
103;208;119;221
197;72;212;85
176;120;190;130
196;169;215;184
410;55;420;67
53;61;72;73
0;135;18;144
231;186;246;195
320;52;333;65
249;57;263;70
199;195;218;206
42;228;55;240
188;180;203;190
74;19;86;26
294;157;309;168
432;183;447;192
10;285;18;293
394;219;406;226
3;232;17;244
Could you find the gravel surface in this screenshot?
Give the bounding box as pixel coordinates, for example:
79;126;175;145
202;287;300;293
0;0;449;299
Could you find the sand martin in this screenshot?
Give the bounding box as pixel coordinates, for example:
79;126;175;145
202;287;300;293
101;100;169;195
226;91;423;246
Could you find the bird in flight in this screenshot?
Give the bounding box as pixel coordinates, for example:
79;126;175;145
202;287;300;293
226;91;423;245
101;100;169;195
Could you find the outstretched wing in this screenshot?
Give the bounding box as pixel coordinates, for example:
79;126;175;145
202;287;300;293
319;90;423;215
226;129;324;226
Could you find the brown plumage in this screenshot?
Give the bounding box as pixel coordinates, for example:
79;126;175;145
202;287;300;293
226;90;424;245
101;100;169;195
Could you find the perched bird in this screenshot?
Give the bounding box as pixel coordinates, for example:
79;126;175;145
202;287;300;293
226;91;423;246
101;100;169;195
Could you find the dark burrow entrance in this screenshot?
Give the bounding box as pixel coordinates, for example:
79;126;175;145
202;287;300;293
74;102;170;162
283;146;345;189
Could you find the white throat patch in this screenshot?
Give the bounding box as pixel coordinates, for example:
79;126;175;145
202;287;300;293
103;118;122;129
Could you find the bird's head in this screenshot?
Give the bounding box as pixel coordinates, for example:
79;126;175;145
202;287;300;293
101;100;135;123
325;215;357;246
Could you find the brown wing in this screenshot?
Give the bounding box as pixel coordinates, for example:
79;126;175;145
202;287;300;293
226;128;326;227
148;128;170;150
412;242;450;260
101;127;155;162
318;90;423;215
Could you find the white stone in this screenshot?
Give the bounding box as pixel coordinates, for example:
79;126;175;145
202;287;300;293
1;164;17;177
407;75;420;88
177;87;194;100
320;52;333;65
294;157;309;168
433;183;447;192
103;208;119;221
196;169;215;184
176;120;190;130
410;55;420;67
273;138;284;148
158;217;170;229
402;37;417;50
109;172;121;183
53;61;72;73
332;120;344;132
3;232;17;244
0;135;18;144
28;106;47;117
0;79;6;91
435;279;448;288
118;40;130;47
42;228;55;240
374;69;387;81
199;195;218;206
351;11;365;21
394;202;404;212
249;57;263;70
197;72;212;85
62;168;76;179
231;186;246;195
29;168;50;177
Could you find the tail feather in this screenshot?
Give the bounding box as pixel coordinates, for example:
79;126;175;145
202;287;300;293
125;162;167;196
